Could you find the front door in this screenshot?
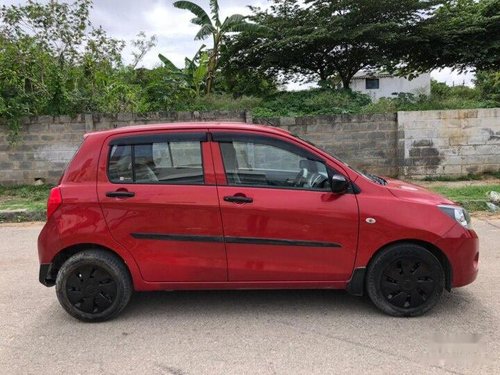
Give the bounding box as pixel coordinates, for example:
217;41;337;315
211;131;359;282
97;130;227;282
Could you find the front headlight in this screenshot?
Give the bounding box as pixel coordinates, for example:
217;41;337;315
438;205;471;229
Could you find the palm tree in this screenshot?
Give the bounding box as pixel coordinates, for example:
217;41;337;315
173;0;264;94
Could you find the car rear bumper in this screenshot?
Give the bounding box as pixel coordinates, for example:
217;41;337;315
39;263;55;287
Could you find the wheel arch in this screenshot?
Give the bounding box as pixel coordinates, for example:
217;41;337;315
46;243;134;287
348;239;452;295
368;239;452;291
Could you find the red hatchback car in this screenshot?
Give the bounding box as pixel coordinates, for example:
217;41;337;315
38;122;479;321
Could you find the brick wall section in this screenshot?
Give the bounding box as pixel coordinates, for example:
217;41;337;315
1;108;499;185
0;111;246;185
398;108;500;177
254;114;398;176
0;114;87;185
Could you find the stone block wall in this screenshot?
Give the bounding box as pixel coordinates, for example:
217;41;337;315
0;108;499;185
0;114;87;185
255;113;398;176
0;111;246;185
398;108;500;177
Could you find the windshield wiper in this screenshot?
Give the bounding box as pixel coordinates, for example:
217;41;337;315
366;173;387;185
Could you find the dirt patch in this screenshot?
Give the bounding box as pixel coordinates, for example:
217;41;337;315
0;210;45;223
0;221;44;227
471;212;500;220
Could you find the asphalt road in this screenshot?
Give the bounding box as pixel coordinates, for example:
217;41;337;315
1;218;499;375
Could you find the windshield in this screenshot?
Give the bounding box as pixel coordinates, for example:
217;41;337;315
291;133;388;185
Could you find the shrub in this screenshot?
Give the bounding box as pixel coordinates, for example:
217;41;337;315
174;94;262;112
475;70;500;106
252;89;371;118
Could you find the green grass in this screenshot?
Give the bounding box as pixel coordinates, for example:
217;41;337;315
422;171;500;182
0;185;52;212
429;184;500;211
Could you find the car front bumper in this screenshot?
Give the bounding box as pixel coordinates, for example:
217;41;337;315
436;225;479;288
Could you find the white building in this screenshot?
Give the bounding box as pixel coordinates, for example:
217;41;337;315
350;71;431;101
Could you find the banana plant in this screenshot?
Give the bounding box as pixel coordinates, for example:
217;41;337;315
158;44;208;97
173;0;266;94
186;51;209;97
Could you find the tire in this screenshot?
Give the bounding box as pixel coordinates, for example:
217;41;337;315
366;243;444;317
55;249;132;322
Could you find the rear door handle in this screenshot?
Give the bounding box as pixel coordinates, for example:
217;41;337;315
223;195;253;204
106;191;135;198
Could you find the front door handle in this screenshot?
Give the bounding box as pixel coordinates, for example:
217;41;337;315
106;191;135;198
223;195;253;204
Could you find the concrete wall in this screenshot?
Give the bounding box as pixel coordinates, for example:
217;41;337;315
398;108;500;178
351;73;431;101
0;108;499;185
0;111;246;185
256;114;398;176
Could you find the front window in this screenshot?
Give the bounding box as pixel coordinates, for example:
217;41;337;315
218;137;331;191
289;133;387;185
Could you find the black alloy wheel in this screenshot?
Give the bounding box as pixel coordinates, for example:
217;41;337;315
66;265;118;314
56;250;132;322
380;258;436;309
366;244;445;317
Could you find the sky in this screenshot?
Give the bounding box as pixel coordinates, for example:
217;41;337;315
3;0;475;87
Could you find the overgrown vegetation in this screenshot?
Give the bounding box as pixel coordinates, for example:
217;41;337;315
360;80;496;114
249;80;498;118
0;0;499;135
252;90;371;117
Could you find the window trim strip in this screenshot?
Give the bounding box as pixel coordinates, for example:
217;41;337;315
109;132;208;146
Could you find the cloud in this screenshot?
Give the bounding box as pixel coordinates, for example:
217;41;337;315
431;68;475;87
143;1;199;38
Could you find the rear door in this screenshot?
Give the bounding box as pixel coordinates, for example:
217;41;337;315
97;130;227;282
211;131;359;282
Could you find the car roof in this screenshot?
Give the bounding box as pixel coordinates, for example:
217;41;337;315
85;122;292;139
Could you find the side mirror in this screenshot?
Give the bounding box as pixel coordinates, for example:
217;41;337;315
330;174;349;194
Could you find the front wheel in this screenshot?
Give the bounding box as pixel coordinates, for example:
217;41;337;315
366;244;445;317
56;250;132;322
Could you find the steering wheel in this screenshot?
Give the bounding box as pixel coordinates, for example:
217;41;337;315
308;172;328;189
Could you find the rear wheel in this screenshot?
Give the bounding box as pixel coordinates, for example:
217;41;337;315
56;250;132;322
366;244;444;317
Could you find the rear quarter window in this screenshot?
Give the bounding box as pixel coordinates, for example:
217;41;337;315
107;138;204;185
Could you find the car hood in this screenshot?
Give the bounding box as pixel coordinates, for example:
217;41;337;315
383;178;455;205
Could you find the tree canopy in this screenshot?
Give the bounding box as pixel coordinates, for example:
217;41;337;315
0;0;498;139
222;0;500;88
223;0;443;88
397;0;500;74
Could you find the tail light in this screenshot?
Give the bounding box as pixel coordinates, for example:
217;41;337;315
47;187;62;220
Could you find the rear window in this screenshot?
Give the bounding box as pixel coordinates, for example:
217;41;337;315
108;139;204;185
